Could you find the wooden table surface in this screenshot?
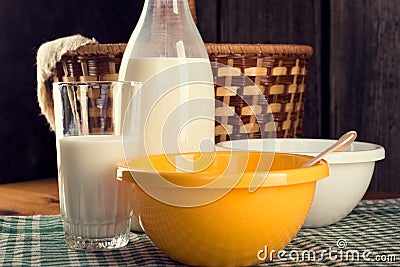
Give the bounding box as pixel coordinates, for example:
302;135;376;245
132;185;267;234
0;178;400;216
0;178;59;216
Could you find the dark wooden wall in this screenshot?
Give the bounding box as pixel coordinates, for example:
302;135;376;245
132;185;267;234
329;0;400;193
0;0;399;193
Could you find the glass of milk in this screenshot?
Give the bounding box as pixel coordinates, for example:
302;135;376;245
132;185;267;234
53;81;140;250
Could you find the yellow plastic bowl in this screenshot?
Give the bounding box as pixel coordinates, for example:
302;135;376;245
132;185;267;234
117;151;328;266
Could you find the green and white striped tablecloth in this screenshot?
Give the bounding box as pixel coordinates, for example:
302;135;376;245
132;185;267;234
0;199;399;266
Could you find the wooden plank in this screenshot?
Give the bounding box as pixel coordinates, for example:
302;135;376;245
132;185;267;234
330;0;400;193
195;0;219;42
329;0;365;135
305;0;323;138
217;0;322;138
0;178;59;216
362;0;400;193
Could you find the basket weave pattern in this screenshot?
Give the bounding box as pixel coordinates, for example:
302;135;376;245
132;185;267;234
207;43;311;141
53;44;127;83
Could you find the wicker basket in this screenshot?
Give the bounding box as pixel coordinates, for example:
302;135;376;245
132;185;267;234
46;0;313;141
50;43;312;140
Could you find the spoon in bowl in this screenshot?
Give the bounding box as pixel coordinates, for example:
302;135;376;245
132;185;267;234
301;131;357;168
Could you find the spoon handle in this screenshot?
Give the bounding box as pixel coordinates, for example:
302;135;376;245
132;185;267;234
301;131;357;168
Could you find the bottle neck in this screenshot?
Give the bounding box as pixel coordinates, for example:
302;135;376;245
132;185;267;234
143;0;191;15
126;0;206;58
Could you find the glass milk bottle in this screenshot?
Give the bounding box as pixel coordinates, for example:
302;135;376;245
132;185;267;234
119;0;215;231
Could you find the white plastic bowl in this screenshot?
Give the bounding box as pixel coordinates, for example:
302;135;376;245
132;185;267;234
216;138;385;227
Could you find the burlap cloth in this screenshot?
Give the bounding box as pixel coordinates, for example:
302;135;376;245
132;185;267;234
36;34;97;130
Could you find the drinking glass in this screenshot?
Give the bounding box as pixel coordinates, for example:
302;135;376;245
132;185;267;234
53;81;140;250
